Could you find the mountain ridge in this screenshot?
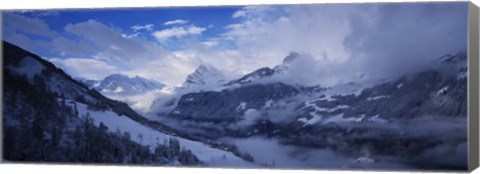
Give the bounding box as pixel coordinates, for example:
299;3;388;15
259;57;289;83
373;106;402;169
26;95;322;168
181;64;226;90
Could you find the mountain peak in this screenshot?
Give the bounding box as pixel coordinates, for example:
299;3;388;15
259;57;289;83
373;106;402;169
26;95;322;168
227;67;275;85
107;73;129;78
183;64;225;88
227;52;302;86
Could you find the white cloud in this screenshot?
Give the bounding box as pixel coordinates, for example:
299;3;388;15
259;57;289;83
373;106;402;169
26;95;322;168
50;53;199;86
232;10;247;18
226;5;352;63
49;58;119;80
219;3;467;86
152;27;188;41
131;24;154;32
152;25;206;42
65;19;167;61
231;6;275;20
202;40;219;47
56;20;188;85
220;5;354;84
187;26;206;34
163;19;189;25
121;33;140;39
56;20;203;86
122;52;200;86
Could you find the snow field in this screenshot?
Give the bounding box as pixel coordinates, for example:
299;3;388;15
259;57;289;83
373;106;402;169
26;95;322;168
75;102;255;167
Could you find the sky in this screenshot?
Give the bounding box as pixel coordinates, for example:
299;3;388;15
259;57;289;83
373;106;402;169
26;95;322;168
2;2;468;87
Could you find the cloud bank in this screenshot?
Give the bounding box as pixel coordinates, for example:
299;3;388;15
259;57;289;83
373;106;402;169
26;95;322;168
221;3;468;86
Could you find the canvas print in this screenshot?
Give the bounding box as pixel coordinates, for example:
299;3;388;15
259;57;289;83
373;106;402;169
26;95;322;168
1;2;470;171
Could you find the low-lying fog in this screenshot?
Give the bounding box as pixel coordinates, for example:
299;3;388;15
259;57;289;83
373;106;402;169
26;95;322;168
247;118;464;170
149;112;467;170
221;136;415;170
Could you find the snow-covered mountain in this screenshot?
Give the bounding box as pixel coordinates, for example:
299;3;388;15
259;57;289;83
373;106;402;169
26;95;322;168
2;41;255;167
147;64;228;115
226;67;276;85
93;74;165;95
167;51;467;127
77;74;166;113
153;52;323;121
225;52;300;86
182;64;226;90
77;77;101;88
435;53;468;78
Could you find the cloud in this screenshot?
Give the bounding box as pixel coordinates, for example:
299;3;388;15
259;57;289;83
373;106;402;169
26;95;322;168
220;5;354;82
232;10;247;18
121;33;140;39
2;13;95;58
343;3;468;80
131;24;154;32
152;25;206;41
231;6;276;19
50;52;199;86
17;10;59;17
54;19;202;85
3;13;57;37
2;25;52;53
56;20;186;85
64;19;165;61
49;58;119;80
121;52;200;86
163;19;189;26
220;3;468;86
202;40;219;47
237;109;261;127
52;37;96;56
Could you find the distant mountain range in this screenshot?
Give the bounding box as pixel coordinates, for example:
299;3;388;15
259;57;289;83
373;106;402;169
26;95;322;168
76;74;166;113
79;74;165;95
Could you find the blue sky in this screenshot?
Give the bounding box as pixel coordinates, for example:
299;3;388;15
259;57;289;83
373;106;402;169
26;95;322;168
2;2;468;86
6;7;243;54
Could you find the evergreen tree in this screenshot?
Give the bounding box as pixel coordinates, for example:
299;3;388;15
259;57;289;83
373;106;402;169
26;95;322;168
169;138;181;153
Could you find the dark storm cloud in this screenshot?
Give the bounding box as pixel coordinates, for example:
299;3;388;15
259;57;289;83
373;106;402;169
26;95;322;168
343;2;468;80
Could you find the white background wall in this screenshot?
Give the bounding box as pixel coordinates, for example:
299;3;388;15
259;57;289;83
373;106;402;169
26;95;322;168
0;0;479;174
